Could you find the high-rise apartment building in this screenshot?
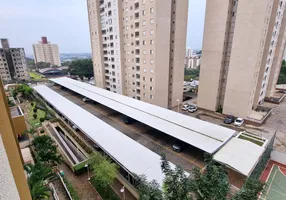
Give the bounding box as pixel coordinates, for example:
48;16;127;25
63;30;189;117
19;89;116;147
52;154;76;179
33;37;61;66
87;0;188;108
198;0;286;118
0;39;29;82
0;78;32;200
186;47;193;57
185;56;201;69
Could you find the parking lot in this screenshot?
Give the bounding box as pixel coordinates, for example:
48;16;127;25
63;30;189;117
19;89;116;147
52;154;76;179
50;86;206;172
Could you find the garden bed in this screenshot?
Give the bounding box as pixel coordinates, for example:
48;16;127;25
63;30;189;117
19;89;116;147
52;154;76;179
90;178;120;200
27;102;46;127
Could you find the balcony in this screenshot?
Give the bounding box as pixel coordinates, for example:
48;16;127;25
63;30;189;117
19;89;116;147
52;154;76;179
135;58;140;64
136;74;140;79
105;70;109;74
134;3;139;10
135;31;140;38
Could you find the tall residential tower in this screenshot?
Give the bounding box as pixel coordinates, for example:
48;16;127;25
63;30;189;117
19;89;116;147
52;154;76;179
198;0;286;118
33;37;61;66
0;39;29;82
87;0;188;108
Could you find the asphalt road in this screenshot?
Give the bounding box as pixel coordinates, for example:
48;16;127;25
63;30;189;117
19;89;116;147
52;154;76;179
50;86;205;172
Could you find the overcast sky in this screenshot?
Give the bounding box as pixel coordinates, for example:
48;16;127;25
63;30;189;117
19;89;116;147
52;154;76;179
0;0;206;55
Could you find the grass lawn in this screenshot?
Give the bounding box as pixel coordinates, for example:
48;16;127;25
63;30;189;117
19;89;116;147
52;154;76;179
28;102;46;127
238;135;264;146
29;72;45;80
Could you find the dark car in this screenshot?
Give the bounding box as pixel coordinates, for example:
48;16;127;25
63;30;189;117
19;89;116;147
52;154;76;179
172;141;186;153
224;115;235;124
123;116;136;124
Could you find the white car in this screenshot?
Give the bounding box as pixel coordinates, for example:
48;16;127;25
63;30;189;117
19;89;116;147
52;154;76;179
188;105;198;113
234;118;244;126
182;105;190;111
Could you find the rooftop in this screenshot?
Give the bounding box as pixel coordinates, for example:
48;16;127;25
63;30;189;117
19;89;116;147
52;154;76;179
9;106;23;118
33;85;179;185
50;77;236;154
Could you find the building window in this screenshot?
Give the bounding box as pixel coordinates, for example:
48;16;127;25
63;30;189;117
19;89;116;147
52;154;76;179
150;50;154;55
142;20;146;26
142;0;146;4
150;86;153;90
142;10;146;15
150;95;153;99
143;60;146;64
150;69;154;73
150;40;154;45
143;50;146;55
150;8;154;13
150;19;154;24
143;40;146;45
143;31;146;36
144;93;146;97
143;77;146;81
143;85;146;89
150;59;153;64
150;30;154;35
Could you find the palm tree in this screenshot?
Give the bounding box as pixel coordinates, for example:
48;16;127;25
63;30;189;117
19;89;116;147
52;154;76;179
23;127;36;143
24;163;54;200
30;181;51;200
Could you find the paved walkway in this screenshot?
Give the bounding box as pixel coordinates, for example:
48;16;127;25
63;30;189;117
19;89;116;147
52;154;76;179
59;164;102;200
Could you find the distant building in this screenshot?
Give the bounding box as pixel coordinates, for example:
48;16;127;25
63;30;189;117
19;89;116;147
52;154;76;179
33;37;61;66
186;48;193;57
198;0;286;118
10;106;27;136
38;66;68;77
0;39;29;82
185;56;201;69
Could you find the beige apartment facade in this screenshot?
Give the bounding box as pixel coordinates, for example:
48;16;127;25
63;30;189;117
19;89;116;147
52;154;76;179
87;0;188;108
198;0;286;118
33;37;61;66
0;78;32;200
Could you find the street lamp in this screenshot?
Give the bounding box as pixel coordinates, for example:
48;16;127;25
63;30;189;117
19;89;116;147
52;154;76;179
120;186;125;200
85;164;90;181
176;99;180;113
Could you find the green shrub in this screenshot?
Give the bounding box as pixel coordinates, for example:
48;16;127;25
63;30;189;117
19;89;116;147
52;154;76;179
31;102;34;106
40;117;45;122
33;108;38;113
33;114;37;119
63;176;80;200
40;129;45;134
90;178;120;200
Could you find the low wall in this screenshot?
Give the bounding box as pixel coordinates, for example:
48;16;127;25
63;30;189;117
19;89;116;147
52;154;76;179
271;150;286;165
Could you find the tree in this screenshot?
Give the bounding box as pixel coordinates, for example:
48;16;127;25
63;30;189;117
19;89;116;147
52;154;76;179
32;135;62;167
24;163;54;200
91;157;119;188
68;59;94;80
231;179;264;200
30;181;51;200
184;68;200;81
135;174;163;200
35;62;51;69
17;84;33;99
190;161;229;200
160;154;192;200
33;113;37;119
278;59;286;84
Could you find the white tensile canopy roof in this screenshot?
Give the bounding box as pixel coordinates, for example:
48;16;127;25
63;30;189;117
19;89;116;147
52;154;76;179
214;138;265;176
50;77;236;154
34;85;179;186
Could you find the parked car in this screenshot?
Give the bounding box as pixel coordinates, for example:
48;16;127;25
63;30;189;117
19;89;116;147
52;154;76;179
234;118;244;126
188;105;198;113
83;97;92;102
172;143;185;153
182;105;190;111
123;116;136;125
224;115;235;124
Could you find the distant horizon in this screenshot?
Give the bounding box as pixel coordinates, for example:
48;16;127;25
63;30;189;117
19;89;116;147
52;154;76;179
0;0;206;55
